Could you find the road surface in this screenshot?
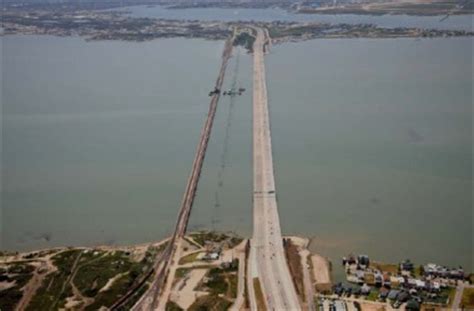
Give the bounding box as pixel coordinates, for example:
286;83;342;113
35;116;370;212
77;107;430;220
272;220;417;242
248;28;302;311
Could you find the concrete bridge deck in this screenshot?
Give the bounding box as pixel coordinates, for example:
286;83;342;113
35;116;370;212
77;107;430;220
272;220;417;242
248;28;302;311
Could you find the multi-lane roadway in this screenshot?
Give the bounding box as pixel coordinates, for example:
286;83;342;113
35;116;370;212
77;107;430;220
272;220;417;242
248;28;302;311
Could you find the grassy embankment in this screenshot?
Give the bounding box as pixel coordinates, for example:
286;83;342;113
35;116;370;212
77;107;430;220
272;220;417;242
461;287;474;309
284;239;305;302
0;262;36;310
26;247;156;310
253;277;266;311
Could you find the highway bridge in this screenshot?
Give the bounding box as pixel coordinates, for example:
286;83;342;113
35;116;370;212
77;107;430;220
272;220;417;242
247;28;302;311
113;27;302;311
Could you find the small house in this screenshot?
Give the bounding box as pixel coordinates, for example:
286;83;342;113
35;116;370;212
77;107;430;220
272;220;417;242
398;291;410;303
401;259;414;272
387;289;400;301
360;284;371;295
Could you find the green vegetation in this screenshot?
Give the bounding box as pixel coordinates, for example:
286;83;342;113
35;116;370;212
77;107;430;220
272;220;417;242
228;274;238;299
74;251;136;297
253;278;266;311
156;242;169;253
461;287;474;309
188;294;232;311
184;237;203;249
77;250;149;310
166;300;184;311
26;248;151;311
196;265;238;301
414;265;424;278
179;252;202;265
84;273;139;311
284;239;305;301
27;249;81;311
469;274;474;284
436;287;456;306
228;236;244;248
0;263;35;310
190;231;243;248
190;231;228;247
233;32;256;52
366;290;379;301
116;283;150;311
203;268;228;295
175;268;191;279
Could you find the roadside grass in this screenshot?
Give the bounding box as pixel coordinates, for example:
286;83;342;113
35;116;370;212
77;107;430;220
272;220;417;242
175;268;191;280
0;263;35;310
27;249;82;311
178;252;202;265
26;248;150;311
84;272;140;311
188;294;232;311
115;283;149;311
157;242;169;253
228;273;238;299
73;251;138;298
447;287;457;306
253;277;266;311
284;239;305;301
461;287;474;308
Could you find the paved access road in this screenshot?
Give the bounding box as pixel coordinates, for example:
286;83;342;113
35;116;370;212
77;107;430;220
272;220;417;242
248;28;302;311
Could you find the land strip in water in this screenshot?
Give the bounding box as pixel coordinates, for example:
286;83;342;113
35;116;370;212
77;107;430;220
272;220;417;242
2;8;473;43
7;0;471;15
297;0;473;16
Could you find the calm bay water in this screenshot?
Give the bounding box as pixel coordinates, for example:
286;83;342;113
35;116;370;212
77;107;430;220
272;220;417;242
2;34;472;275
118;5;473;31
265;38;472;277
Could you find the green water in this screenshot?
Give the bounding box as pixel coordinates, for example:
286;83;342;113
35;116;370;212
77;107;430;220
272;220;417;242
2;35;472;274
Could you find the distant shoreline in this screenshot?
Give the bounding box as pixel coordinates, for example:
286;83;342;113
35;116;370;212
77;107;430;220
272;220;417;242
149;3;474;17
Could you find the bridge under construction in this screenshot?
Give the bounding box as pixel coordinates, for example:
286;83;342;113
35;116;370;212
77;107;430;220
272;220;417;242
114;28;301;311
